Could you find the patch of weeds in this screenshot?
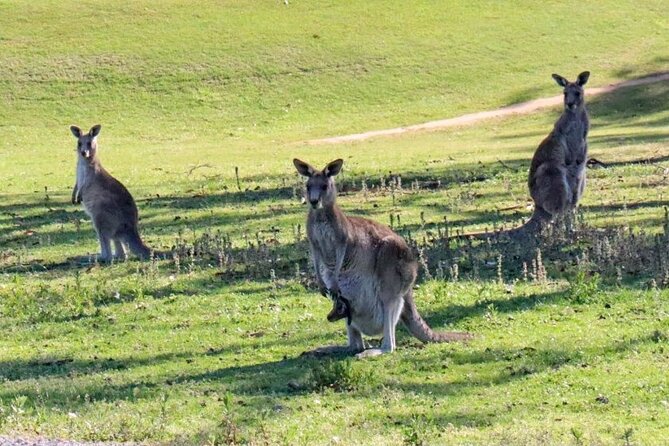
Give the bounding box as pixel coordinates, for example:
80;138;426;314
620;427;635;446
217;391;243;446
0;273;101;322
308;359;375;392
570;426;584;446
568;270;601;304
508;363;537;377
182;392;245;446
0;270;157;322
5;395;34;427
401;415;433;446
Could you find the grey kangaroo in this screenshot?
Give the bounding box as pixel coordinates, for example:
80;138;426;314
294;158;472;358
70;124;151;262
527;71;590;228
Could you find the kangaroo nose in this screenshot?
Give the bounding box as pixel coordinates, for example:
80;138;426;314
309;199;319;207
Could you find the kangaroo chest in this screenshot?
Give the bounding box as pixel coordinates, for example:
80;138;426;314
560;118;588;167
309;221;342;266
76;160;93;192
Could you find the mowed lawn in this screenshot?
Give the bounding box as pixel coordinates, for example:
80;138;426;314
1;1;669;445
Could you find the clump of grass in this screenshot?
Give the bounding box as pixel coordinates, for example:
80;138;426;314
568;270;601;304
208;392;243;446
308;359;375;392
402;415;431;446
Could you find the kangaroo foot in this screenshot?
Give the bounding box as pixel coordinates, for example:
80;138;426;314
355;348;387;359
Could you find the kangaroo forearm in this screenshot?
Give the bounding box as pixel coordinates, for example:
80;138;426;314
311;254;328;293
332;246;346;287
71;186;79;204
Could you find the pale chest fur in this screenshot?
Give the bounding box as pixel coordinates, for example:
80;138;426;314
557;112;589;165
309;220;341;267
76;159;99;217
76;159;93;192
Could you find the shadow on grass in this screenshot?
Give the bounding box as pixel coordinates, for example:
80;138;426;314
397;331;662;403
589;78;669;130
1;327;661;435
417;290;567;330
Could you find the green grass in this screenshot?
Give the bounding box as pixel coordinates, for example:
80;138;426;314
1;1;669;445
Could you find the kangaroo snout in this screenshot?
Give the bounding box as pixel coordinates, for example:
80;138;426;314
309;199;320;208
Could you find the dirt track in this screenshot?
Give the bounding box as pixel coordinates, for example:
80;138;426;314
307;72;669;145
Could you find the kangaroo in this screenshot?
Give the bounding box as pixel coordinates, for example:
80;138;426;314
449;71;591;241
70;124;151;262
294;158;472;358
527;71;590;229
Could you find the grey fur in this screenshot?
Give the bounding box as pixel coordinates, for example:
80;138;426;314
294;158;472;358
70;124;151;262
528;71;590;228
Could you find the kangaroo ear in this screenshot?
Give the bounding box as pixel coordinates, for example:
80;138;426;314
576;71;590;86
89;124;102;138
552;73;568;87
70;125;82;138
324;159;343;177
293;158;316;177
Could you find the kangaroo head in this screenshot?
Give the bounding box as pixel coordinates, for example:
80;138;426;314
552;71;589;112
70;124;101;160
293;158;343;209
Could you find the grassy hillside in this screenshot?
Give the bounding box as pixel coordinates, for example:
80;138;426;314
1;1;668;445
1;0;667;148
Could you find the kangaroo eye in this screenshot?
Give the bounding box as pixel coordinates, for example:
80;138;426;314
321;184;327;191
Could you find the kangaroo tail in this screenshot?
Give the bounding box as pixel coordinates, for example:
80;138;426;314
450;206;552;241
504;206;552;238
124;227;152;259
400;291;473;343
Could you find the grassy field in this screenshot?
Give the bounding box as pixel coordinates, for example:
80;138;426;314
1;1;669;445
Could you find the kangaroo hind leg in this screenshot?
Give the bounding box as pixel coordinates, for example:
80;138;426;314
532;163;570;217
356;295;403;358
113;239;127;261
97;233;113;263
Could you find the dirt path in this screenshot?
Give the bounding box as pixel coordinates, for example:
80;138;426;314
307;72;669;145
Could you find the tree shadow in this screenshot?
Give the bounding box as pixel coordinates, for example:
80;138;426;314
0;346;325;417
416;289;567;330
404;331;658;395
